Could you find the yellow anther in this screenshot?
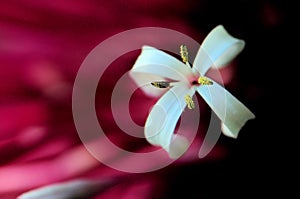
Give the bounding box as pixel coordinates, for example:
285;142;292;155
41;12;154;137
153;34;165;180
180;45;189;64
198;77;213;85
184;95;195;109
150;81;170;88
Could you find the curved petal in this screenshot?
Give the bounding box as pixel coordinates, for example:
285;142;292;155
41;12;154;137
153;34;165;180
196;78;255;138
17;180;112;199
145;82;195;158
168;134;190;159
192;25;245;75
130;45;193;97
129;73;169;97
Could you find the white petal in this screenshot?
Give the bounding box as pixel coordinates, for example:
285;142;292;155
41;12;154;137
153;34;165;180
17;180;107;199
192;25;245;75
221;122;238;138
168;134;190;159
130;46;193;97
145;82;195;158
196;78;255;138
129;73;168;97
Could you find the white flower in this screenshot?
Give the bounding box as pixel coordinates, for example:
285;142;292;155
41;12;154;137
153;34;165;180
130;25;255;158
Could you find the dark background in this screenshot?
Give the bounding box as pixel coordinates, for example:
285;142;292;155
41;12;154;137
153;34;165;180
165;1;294;198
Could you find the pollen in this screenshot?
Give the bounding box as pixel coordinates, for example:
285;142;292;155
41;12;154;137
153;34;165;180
198;77;213;85
184;94;195;109
180;45;189;64
150;81;170;88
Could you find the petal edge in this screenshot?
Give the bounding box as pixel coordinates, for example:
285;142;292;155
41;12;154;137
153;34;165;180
192;25;245;75
196;78;255;138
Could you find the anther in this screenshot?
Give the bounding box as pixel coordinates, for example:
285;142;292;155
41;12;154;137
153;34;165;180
198;77;213;85
150;81;170;88
184;94;195;109
180;45;189;64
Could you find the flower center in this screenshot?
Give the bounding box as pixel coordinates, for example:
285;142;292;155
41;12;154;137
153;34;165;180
150;45;215;110
190;77;213;87
192;80;199;85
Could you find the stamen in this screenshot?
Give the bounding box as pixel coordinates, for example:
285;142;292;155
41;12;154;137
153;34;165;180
184;94;195;109
150;81;170;88
198;77;213;85
180;45;189;64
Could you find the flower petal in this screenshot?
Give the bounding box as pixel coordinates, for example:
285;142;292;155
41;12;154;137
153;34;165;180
130;45;193;97
192;25;245;75
129;73;168;97
17;179;112;199
145;82;195;158
168;134;190;159
196;78;255;138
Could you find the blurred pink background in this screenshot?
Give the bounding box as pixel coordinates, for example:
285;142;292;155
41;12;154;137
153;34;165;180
0;0;291;198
